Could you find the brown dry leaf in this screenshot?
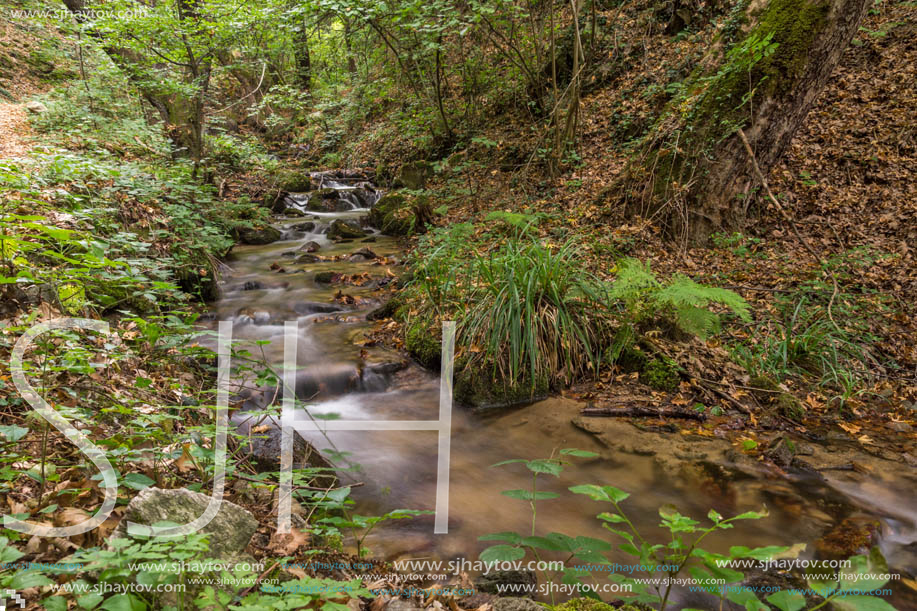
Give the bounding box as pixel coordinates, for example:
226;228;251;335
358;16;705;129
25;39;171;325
284;566;308;579
857;434;875;445
55;507;90;527
838;422;861;435
268;528;310;555
175;443;195;473
371;596;392;611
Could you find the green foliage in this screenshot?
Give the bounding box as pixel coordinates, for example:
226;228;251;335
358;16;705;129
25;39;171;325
462;239;612;389
479;451;898;611
730;249;893;410
606;258;750;362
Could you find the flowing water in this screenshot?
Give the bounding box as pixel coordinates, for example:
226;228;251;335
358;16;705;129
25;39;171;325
207;174;916;607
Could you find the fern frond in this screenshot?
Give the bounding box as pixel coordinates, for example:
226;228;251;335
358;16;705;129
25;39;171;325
675;305;720;339
609;258;660;301
655;275;751;321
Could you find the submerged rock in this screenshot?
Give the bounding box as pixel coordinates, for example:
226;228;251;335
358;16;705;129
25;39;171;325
300;240;321;253
110;488;257;558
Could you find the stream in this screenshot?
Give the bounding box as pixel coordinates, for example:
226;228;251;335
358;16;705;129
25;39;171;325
207;173;916;608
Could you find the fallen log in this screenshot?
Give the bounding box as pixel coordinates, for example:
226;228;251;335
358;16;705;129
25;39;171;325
581;405;706;421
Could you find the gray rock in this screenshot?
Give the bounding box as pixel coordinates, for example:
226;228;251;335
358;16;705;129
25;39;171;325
237;421;335;476
493;598;542;611
291;221;316;232
300;240;321;253
25;100;47;114
474;569;536;597
110;488;257;558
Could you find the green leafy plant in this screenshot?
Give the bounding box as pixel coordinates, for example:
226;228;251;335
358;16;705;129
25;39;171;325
606;258;750;362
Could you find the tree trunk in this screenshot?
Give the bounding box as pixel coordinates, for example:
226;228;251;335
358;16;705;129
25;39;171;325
624;0;870;243
293;27;312;91
61;0;200;161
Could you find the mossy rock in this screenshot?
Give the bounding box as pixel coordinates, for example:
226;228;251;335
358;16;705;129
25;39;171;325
237;225;281;245
641;355;680;392
327;219;365;240
368;191;429;236
305;188;341;212
176;266;220;302
277;171;313;193
405;318;442;370
393;160;433;189
454;358;550;409
750;375;804;418
314;271;337;284
367;296;402;321
552;599;620;611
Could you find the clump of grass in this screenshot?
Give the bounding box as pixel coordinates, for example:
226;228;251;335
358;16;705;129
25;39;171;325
462;239;612;389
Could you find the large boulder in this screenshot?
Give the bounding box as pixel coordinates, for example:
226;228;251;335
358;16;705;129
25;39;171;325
327;219;365;240
110;488;258;558
306;188;345;212
393;160;433;189
238;224;282;245
368;192;431;236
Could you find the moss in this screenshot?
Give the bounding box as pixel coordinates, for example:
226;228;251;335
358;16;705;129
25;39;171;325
367;296;402;321
278;171;313;192
641;355;681;392
552;599;619;611
642;0;832;204
404;318;442;370
368;192;416;236
314;271;336;284
454;357;550;409
750;374;804;418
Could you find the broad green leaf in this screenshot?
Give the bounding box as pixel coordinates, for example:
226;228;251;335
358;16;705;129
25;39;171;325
122;472;156;490
559;449;599;458
725;588;768;611
520;536;567;551
501;489;559;501
829;596;897;611
9;570;54;589
597;512;626;523
766;590;806;611
839;548;891;593
479;544;525;563
569;484;629;503
479;531;522;544
0;425;29;442
525;459;563;476
100;594;146;611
